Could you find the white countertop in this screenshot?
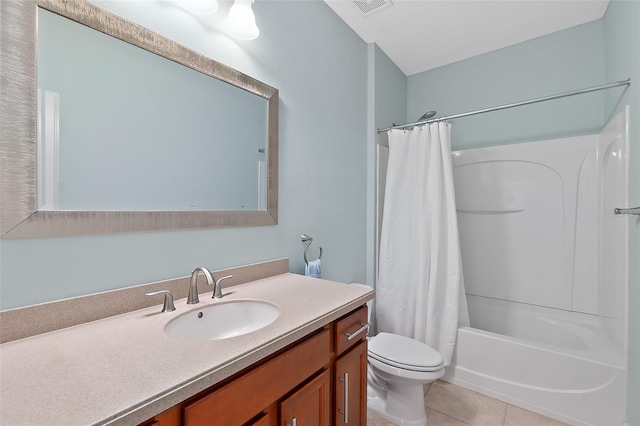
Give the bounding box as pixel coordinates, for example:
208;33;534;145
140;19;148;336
0;273;374;425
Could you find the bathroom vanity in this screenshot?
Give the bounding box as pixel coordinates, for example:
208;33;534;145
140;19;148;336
142;305;368;426
0;262;374;426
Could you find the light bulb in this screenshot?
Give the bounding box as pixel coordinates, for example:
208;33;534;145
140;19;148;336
225;0;260;40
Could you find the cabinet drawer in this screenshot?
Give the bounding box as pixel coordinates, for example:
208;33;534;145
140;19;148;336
335;305;368;356
183;328;331;426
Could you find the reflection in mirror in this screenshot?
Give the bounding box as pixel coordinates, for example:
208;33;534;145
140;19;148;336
37;8;268;212
0;0;278;238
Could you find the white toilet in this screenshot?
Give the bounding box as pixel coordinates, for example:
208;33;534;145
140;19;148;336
353;285;444;426
367;332;444;425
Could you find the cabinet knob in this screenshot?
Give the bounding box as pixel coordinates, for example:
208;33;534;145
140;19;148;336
286;417;297;426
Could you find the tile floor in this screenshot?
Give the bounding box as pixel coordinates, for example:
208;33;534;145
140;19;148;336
367;380;568;426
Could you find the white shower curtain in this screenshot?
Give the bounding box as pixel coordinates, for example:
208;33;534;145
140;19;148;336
377;122;467;366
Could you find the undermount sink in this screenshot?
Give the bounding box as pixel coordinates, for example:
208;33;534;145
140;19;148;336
164;300;280;341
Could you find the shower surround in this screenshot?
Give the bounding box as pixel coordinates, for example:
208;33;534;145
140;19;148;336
444;108;629;425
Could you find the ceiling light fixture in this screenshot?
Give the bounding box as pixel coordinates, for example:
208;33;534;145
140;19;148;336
181;0;219;15
224;0;260;40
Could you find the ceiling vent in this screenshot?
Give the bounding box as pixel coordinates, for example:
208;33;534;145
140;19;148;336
353;0;393;16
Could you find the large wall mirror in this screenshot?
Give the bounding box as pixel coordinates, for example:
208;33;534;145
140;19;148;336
0;0;278;239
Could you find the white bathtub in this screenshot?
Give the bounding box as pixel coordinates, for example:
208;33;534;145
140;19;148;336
443;295;627;425
446;110;629;425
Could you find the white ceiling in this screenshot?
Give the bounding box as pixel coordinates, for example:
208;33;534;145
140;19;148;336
324;0;610;76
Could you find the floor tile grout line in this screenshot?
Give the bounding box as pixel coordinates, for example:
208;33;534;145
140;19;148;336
427;406;474;426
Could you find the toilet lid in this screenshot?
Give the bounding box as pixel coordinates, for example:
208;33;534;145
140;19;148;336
368;332;443;372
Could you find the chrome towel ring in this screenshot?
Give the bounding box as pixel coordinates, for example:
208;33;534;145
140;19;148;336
301;234;322;265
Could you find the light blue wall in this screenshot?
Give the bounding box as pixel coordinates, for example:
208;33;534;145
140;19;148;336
374;44;407;137
366;44;407;288
407;20;607;151
0;0;368;309
603;2;640;423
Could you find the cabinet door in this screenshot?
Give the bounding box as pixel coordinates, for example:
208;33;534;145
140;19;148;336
280;370;331;426
334;339;367;426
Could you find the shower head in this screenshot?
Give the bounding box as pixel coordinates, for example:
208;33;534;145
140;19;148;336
418;111;437;121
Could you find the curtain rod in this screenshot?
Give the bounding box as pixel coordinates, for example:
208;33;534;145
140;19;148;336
377;78;631;133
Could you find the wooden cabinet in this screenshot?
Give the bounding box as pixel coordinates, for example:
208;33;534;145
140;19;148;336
183;328;331;426
335;305;368;355
142;406;179;426
334;340;367;426
140;305;368;426
333;306;368;426
280;369;331;426
247;405;278;426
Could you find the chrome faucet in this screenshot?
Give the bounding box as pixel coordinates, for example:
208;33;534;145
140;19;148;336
187;267;215;304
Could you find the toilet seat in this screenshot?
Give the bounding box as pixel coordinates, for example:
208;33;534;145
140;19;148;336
368;332;443;372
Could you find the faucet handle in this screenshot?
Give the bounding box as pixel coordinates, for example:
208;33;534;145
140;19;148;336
213;275;233;299
145;290;176;312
